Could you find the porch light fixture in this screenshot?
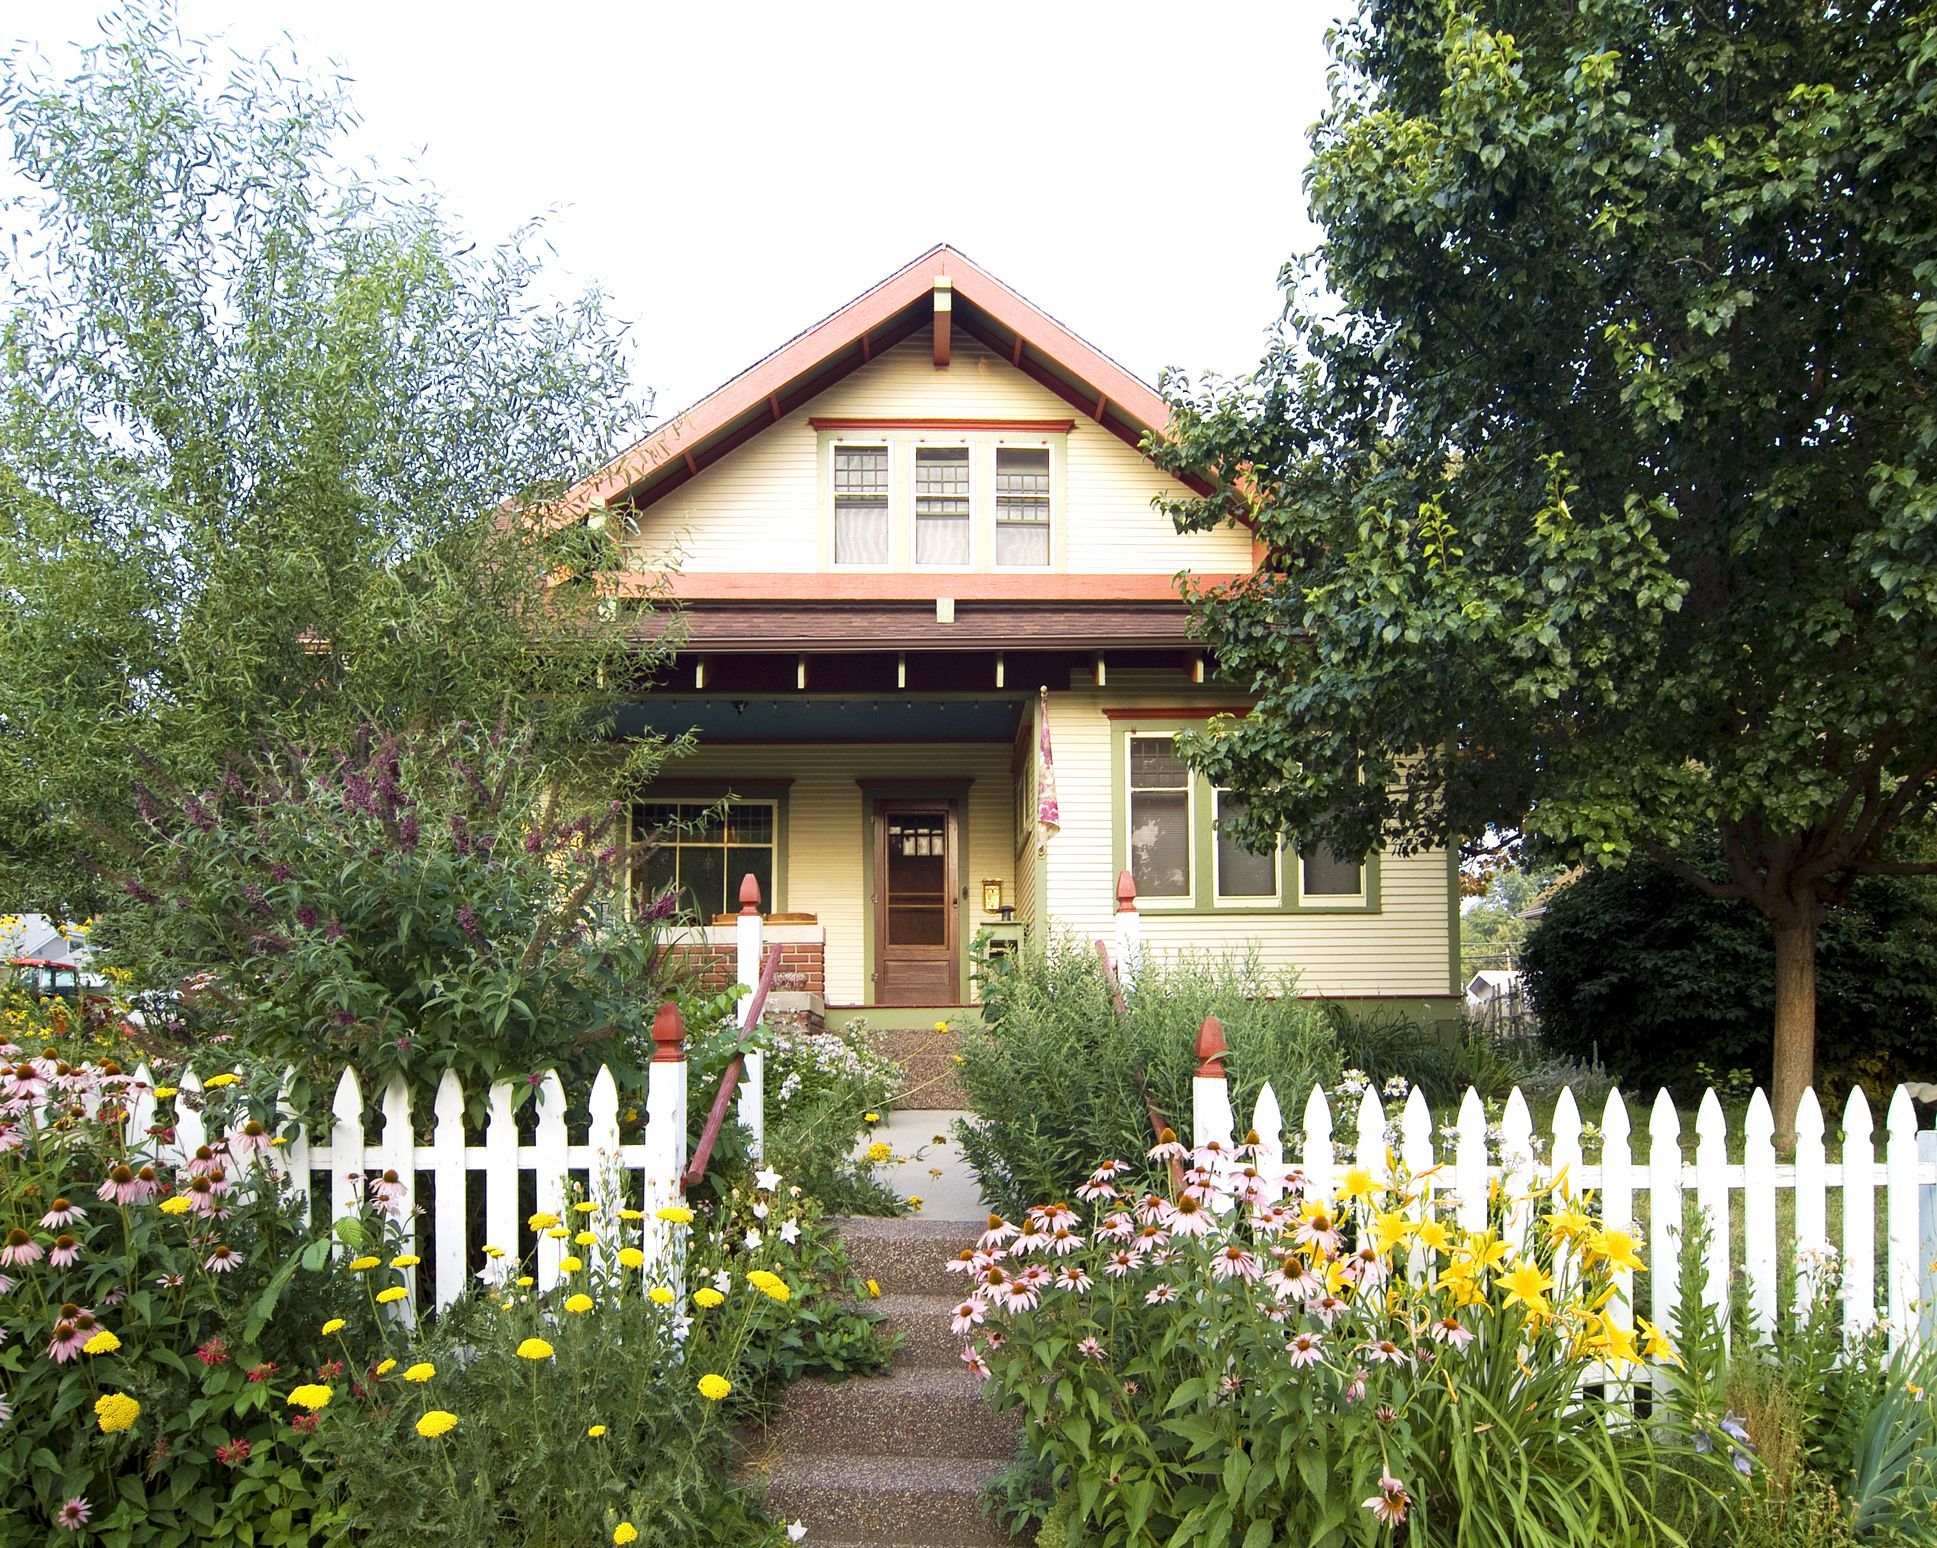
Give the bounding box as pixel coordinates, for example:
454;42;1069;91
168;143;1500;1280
981;879;1003;912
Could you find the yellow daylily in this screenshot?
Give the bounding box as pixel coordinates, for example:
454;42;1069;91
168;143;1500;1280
1586;1228;1645;1276
1497;1259;1555;1319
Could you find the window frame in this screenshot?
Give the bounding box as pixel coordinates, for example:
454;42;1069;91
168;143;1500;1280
829;441;895;570
991;442;1053;571
1295;844;1369;907
1123;733;1198;908
629;792;787;921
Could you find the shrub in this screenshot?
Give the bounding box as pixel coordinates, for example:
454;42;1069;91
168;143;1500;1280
759;1017;903;1216
1521;848;1937;1100
955;1139;1739;1545
955;945;1341;1218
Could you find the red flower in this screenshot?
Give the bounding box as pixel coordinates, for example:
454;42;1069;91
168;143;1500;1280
243;1361;279;1383
215;1440;251;1467
290;1413;320;1434
195;1339;230;1367
315;1359;344;1380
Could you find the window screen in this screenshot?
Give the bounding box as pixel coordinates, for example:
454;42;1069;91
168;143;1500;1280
914;447;971;565
833;446;889;564
995;447;1050;567
633;801;777;920
1214;791;1278;898
1127;736;1191;897
1302;846;1364;898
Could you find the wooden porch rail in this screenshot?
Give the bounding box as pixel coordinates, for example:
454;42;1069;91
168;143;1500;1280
681;942;782;1190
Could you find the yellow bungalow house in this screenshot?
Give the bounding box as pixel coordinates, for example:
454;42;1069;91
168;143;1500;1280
576;246;1458;1023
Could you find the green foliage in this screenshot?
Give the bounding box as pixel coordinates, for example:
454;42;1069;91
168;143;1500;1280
96;722;683;1104
0;4;667;923
759;1018;905;1216
1152;1;1937;1088
953;944;1341;1218
1521;853;1937;1098
1460;864;1555;979
0;1053;394;1543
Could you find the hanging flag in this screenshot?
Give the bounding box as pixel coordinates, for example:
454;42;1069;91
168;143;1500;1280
1036;685;1060;850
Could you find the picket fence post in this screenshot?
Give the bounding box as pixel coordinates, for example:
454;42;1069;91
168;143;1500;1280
1113;871;1141;991
1693;1089;1731;1343
1844;1087;1877;1339
642;1002;688;1274
735;872;765;1161
329;1068;364;1232
380;1074;418;1321
1252;1083;1285;1203
1301;1083;1334;1204
533;1074;570;1293
1742;1090;1778;1344
1919;1114;1937;1345
1647;1091;1683;1338
586;1066;624;1282
278;1065;310;1228
431;1071;466;1309
1884;1086;1920;1350
1192;1017;1233;1181
1794;1088;1829;1309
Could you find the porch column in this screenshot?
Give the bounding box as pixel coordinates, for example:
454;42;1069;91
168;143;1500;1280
736;873;765;1161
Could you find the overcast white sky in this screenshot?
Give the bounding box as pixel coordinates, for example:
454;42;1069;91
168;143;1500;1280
14;0;1339;419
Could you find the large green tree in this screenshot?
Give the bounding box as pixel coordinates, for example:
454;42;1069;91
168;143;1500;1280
1154;2;1937;1134
0;7;666;923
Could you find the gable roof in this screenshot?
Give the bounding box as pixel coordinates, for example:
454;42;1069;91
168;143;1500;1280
568;244;1204;516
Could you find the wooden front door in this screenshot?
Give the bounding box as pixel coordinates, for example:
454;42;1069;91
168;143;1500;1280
872;801;959;1005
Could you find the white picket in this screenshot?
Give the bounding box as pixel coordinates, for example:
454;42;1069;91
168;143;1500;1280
430;1072;467;1311
1354;1087;1386;1184
1693;1090;1731;1341
1885;1086;1920;1350
1499;1088;1535;1256
124;1063;157;1155
642;1037;688;1273
1399;1086;1435;1284
533;1073;570;1292
1300;1083;1334;1204
1251;1083;1285;1203
175;1069;208;1159
1794;1088;1829;1311
1922;1123;1937;1344
483;1081;519;1272
1453;1087;1488;1236
1843;1086;1877;1339
278;1065;310;1227
586;1065;624;1277
1648;1091;1683;1337
379;1074;418;1321
1549;1088;1583;1202
1599;1088;1635;1413
329;1068;364;1231
1742;1090;1778;1342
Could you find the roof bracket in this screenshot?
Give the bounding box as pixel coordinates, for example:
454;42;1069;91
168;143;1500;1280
932;277;953;368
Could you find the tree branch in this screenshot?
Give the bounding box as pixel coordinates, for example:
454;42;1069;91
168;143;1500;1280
1638;839;1746;901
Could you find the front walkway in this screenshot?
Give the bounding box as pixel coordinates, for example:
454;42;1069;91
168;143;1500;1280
855;1108;990;1221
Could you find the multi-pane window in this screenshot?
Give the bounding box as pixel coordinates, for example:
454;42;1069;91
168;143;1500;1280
1127;736;1191;898
1301;846;1365;899
914;447;971;565
633;801;776;920
833;445;890;565
994;447;1050;567
1214;790;1279;899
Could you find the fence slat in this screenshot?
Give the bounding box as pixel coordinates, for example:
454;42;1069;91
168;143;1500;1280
1499;1088;1534;1256
1648;1090;1683;1337
124;1064;156;1156
1794;1087;1829;1312
1453;1087;1487;1236
1885;1085;1920;1351
533;1073;570;1292
275;1067;309;1228
1693;1089;1731;1344
1842;1086;1877;1340
380;1074;418;1322
1599;1088;1635;1413
1251;1083;1285;1203
1400;1086;1435;1284
175;1069;207;1161
328;1068;364;1234
1300;1084;1334;1204
1550;1087;1583;1200
586;1065;624;1277
1743;1090;1778;1343
431;1072;467;1311
1354;1087;1387;1184
483;1080;519;1272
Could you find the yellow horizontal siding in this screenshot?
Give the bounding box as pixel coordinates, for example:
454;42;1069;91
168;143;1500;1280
626;332;1252;576
1040;678;1455;998
655;741;1016;1004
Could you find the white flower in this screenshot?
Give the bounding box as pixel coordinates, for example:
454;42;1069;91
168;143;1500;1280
755;1168;782;1192
787;1524;807;1543
779;1220;801;1245
752;1201;770;1219
711;1269;732;1293
744;1229;763;1250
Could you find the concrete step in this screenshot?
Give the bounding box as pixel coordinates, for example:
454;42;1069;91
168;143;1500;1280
893;1052;970;1109
754;1453;1020;1546
875;1292;969;1368
836;1216;984;1297
863;1025;970;1061
761;1366;1019;1460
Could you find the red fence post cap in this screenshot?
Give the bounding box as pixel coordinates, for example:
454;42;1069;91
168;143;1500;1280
1115;870;1138;912
1195;1015;1226;1079
651;1002;686;1061
738;873;762;915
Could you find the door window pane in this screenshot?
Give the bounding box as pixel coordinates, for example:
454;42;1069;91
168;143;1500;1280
834;445;889;564
886;815;948;944
1127;736;1191;898
915;448;971;565
1215;791;1278;898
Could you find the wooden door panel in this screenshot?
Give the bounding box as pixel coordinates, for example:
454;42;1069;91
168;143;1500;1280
873;801;958;1004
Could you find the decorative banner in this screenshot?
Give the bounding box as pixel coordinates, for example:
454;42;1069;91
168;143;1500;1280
1036;685;1060;850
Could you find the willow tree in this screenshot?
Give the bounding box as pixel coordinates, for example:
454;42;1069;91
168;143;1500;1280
0;7;669;927
1154;2;1937;1134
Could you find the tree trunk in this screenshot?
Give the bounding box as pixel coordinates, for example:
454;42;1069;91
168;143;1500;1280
1770;913;1820;1146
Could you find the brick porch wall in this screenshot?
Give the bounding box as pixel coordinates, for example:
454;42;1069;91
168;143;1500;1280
663;925;825;1000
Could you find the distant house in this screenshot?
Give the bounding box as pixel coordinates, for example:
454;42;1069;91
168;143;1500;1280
565;246;1459;1021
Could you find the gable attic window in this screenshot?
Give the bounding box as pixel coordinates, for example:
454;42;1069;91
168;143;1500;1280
994;447;1050;567
833;445;890;565
914;447;971;566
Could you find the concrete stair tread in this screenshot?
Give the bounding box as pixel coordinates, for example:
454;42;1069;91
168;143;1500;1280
754;1451;1023;1547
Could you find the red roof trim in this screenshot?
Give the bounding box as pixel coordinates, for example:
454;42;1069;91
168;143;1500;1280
807;417;1075;434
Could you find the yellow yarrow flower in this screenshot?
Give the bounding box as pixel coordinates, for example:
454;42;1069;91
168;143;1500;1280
202;1072;239;1089
655;1205;694;1225
375;1359;397;1375
648;1286;675;1306
573;1201;599;1214
482;1245;505;1259
864;1110;882;1124
617;1208;645;1222
391;1253;421;1269
574;1230;597;1246
528;1212;560;1230
347;1255;381;1273
565;1293;595;1314
516;1275;535;1288
158;1196;191;1216
403;1362;435;1383
693;1287;725;1308
546;1226;572;1240
94;1392;140;1433
321;1318;346;1336
558;1255;584;1274
286;1384;333;1411
587;1424;607;1438
516;1338;554;1361
376;1286;408;1305
614;1526;639;1546
83;1329;121;1356
865;1141;893;1163
415;1410;459;1438
696;1373;731;1401
151;1085;178;1100
618;1247;646;1270
865;1279;881;1299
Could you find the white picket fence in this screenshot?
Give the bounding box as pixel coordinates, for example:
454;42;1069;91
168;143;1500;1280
1187;1018;1937;1353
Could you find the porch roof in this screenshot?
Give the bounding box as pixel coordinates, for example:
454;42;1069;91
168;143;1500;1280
632;598;1199;651
609;694;1025;743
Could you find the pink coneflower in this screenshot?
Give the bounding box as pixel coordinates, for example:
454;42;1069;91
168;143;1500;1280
999;1281;1039;1314
369;1169;408;1217
1075;1177;1119;1202
1210;1246;1263;1283
1311;1296;1346;1328
1376;1404;1397;1424
186;1145;224;1178
0;1124;21;1153
1286;1331;1324;1368
1008;1218;1048;1256
48;1235;80;1269
1102;1250;1139;1279
1015;1263;1053;1290
1219;1373;1242;1394
1265;1254;1318;1302
1134;1191;1169;1226
1029;1202;1077;1231
204;1244;239;1273
230;1119;273;1155
203;1165;233;1198
1430;1316;1475;1349
1257;1300;1289;1323
48;1307;93;1364
943;1249;980;1276
39;1199;85;1230
983;1328;1005;1351
1192;1139;1233;1169
155;1273;185;1290
1252;1203;1294;1234
5;1065;48;1101
1094;1211;1136;1242
1364;1339;1410;1367
55;1496;92;1531
1162;1196;1213;1238
132;1166;161;1202
97;1165;142;1207
1;1230;42;1268
1144;1284;1176;1305
1047;1227;1082;1257
1077;1335;1106;1362
977;1215;1020;1250
950;1300;984;1335
1147;1130;1188;1164
1132;1223;1170;1253
1293;1208;1342;1257
1055;1264;1093;1294
1363;1472;1409;1527
1343;1366;1368;1404
960;1345;991;1379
